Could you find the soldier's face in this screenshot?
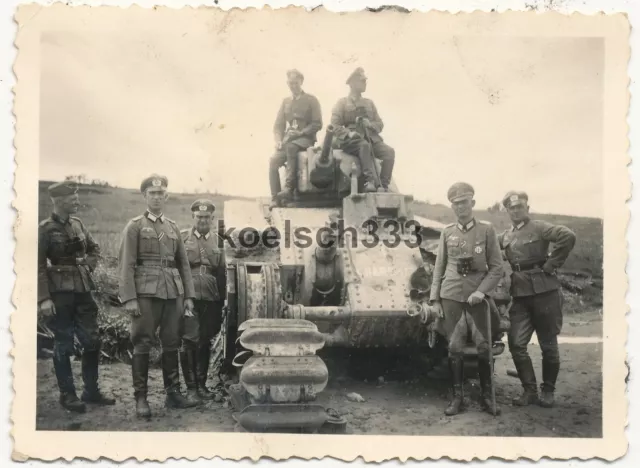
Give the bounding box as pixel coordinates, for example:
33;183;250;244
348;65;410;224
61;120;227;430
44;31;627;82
287;77;302;95
57;194;80;215
507;202;529;223
144;188;168;212
452;198;474;221
351;77;367;93
193;212;212;233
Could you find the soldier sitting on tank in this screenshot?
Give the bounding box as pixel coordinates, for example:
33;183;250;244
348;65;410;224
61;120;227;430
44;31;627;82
269;69;323;206
330;67;396;193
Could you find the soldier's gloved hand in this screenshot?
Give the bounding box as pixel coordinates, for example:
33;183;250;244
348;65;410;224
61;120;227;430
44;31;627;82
124;299;141;317
184;298;195;318
467;291;486;306
39;299;56;318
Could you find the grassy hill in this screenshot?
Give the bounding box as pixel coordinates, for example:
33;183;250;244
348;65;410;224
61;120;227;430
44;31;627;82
38;181;603;279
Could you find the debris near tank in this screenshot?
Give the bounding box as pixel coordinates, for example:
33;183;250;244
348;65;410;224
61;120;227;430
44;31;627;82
346;392;366;403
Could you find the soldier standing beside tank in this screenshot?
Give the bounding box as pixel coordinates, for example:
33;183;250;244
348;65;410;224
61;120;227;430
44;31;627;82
330;67;396;193
269;69;323;206
499;191;576;408
38;181;116;413
179;199;226;403
429;182;504;416
118;174;198;418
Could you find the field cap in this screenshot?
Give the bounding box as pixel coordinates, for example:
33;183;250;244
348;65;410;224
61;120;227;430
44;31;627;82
447;182;474;203
140;174;168;193
286;69;304;81
48;181;78;198
346;67;367;84
502;190;528;208
191;199;216;214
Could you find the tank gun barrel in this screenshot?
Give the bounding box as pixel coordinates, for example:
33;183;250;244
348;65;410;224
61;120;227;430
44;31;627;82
318;125;336;165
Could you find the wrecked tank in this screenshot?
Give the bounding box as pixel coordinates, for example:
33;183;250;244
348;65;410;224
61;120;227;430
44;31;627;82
219;125;506;433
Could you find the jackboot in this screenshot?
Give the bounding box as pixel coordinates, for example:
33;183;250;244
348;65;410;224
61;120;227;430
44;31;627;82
444;356;465;416
478;358;501;415
53;349;85;412
132;353;151;419
512;356;540;406
80;350;116;405
163;351;199;409
179;348;202;405
379;156;395;191
540;360;560;408
196;345;216;400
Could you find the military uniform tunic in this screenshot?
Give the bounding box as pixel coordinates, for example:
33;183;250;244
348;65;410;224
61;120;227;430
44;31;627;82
499;218;576;366
118;211;195;354
38;213;101;393
180;227;226;346
429;219;503;357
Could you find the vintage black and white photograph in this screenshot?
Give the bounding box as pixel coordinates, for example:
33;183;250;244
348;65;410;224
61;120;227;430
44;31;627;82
11;3;629;462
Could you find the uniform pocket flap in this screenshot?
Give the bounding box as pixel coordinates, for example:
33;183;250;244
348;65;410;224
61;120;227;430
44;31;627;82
134;272;159;295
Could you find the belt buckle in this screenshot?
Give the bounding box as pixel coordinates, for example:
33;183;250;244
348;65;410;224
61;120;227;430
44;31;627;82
161;258;170;268
199;265;207;275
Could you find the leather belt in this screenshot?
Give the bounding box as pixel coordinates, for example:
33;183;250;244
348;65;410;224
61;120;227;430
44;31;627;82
52;257;85;266
137;258;176;268
511;262;545;272
192;265;214;275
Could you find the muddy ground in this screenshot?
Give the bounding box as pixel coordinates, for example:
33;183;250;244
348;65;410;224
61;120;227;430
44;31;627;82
35;311;602;437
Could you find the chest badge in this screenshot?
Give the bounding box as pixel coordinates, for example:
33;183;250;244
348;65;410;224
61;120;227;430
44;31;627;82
475;246;483;254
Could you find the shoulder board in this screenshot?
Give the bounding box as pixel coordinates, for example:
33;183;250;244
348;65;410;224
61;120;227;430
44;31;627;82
478;220;491;225
180;228;190;235
445;223;456;228
39;218;53;227
132;215;144;222
165;217;176;225
69;216;82;222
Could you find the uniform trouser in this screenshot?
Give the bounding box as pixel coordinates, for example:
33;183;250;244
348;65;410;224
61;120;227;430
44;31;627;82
441;299;490;359
269;141;310;196
181;300;223;348
47;292;101;394
508;290;563;391
130;298;181;354
340;138;395;187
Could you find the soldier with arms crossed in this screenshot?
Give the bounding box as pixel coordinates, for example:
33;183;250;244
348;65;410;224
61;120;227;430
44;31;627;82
429;182;504;416
179;199;226;403
38;181;116;412
118;174;199;418
499;191;576;408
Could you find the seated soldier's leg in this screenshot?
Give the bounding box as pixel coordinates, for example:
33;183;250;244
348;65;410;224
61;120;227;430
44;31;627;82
468;302;501;415
508;297;540;406
357;140;379;192
371;141;395;190
531;290;563;408
179;302;202;404
160;298;199;409
75;293;115;405
49;293;85;412
269;150;287;198
282;142;303;194
441;299;467;416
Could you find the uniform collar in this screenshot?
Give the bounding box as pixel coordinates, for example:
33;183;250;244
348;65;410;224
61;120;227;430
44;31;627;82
51;212;71;225
193;228;210;240
292;90;305;101
146;211;165;223
512;218;530;231
456;218;476;233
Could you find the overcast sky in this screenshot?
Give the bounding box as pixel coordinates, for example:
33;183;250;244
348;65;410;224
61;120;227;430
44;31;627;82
39;10;604;218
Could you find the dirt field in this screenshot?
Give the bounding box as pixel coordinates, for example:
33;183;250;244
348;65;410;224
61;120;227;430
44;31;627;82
35;310;602;437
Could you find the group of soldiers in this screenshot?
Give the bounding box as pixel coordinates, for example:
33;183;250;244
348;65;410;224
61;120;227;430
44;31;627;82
37;69;577;421
425;182;576;416
38;176;226;417
269;67;396;204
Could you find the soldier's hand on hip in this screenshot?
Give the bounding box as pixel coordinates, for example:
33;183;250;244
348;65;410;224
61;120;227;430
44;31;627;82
429;300;444;318
467;291;486;306
39;299;56;318
124;299;140;317
184;298;195;317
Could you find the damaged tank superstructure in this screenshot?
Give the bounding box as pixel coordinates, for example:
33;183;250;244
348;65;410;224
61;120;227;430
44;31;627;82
219;126;504;433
